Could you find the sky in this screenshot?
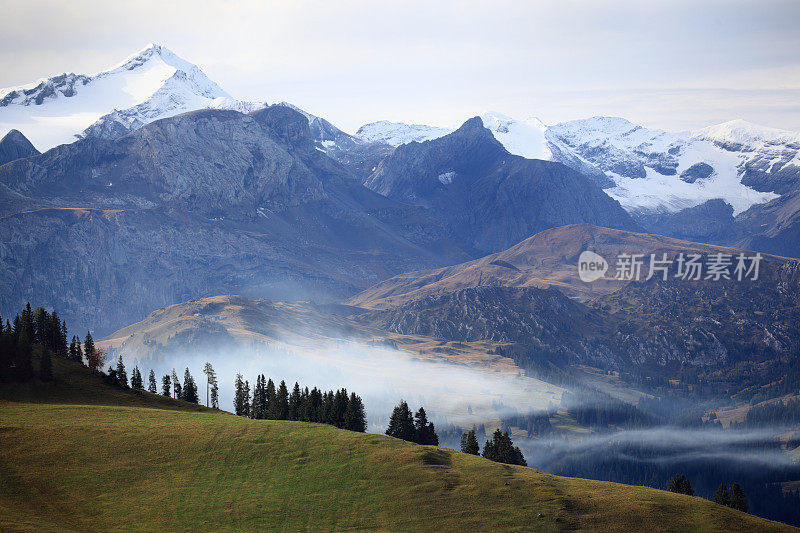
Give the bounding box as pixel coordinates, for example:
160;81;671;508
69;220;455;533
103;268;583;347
1;0;799;133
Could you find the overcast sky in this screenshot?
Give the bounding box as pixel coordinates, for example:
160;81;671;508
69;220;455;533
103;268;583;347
1;0;799;133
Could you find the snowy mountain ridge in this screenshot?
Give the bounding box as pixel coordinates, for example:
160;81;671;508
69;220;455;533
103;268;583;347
0;43;264;150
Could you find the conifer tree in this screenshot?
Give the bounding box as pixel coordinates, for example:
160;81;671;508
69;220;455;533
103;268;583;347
332;388;349;428
305;387;321;422
299;386;311;421
277;380;289;420
115;356;128;389
202;362;217;408
171;369;181;399
68;336;79;362
265;378;278;419
33;306;49;345
148;370;158;393
460;429;480;455
162;374;171;396
729;482;748;513
210;377;219;409
482;429;526;466
714;483;730;506
182;368;199;403
234;373;247;416
243;380;251;418
251;374;265;419
667;474;695;496
343;392;367;432
386;400;416;442
73;336;83;364
130;365;143;389
413;407;439;445
289;381;302;421
321;391;334;425
59;319;68;358
83;332;95;365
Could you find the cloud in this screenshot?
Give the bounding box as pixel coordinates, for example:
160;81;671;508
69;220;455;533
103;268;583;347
1;0;799;131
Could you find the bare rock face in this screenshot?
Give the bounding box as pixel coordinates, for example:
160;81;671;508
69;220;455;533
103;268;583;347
0;105;468;334
0;129;39;166
364;117;641;255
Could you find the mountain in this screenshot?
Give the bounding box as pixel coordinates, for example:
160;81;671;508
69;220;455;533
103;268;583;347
355;112;800;257
0;43;263;150
350;224;800;372
0;104;468;334
276;102;395;179
0;129;39;166
355;120;452;146
363;117;640;254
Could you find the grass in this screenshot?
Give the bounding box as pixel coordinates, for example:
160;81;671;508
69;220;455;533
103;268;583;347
0;359;795;532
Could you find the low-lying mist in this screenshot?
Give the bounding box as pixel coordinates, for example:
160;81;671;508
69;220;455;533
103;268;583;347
119;338;563;430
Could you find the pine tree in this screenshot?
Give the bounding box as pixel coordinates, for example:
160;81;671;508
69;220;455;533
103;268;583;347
277;380;289;420
299;387;310;421
84;332;95;365
386;400;416;442
182;368;199;403
32;306;49;345
343;392;367;432
482;429;526;466
130;365;143;389
321;391;334;424
413;407;439;445
305;387;321;422
714;483;730;506
171;369;181;399
73;336;83;364
243;380;251;418
289;381;302;421
210;377;219;409
202;362;217;408
668;474;695;496
162;374;171;396
148;370;158;393
68;336;79;362
234;373;247;416
252;374;267;419
729;483;748;513
332;388;348;428
265;378;278;419
115;356;128;389
460;429;480;455
59;319;68;358
84;332;103;372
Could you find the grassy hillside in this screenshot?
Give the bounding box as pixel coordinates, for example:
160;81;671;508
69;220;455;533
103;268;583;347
0;360;794;532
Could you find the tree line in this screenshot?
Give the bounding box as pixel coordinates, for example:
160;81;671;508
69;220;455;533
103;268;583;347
460;427;527;466
232;373;367;433
0;303;87;382
104;354;218;408
668;474;748;513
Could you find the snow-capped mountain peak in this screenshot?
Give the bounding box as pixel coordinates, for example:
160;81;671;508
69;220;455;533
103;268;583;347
0;43;263;150
479;111;552;160
355;120;452;146
693;119;800;147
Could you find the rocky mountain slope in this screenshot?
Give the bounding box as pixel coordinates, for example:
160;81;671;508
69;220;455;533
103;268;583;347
0;129;39;166
363;117;640;254
350;224;800;370
354;113;800;257
0;105;469;334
